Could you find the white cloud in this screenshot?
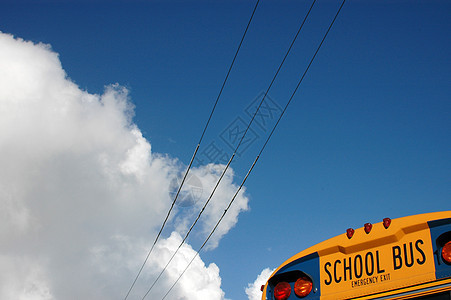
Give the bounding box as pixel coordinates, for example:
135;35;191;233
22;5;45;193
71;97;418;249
245;268;275;300
175;164;249;250
0;32;249;299
146;232;226;299
0;255;52;300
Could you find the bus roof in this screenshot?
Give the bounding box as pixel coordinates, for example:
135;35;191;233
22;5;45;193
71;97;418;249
274;211;451;274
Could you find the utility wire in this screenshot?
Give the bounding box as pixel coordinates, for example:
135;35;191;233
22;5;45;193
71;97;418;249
160;0;346;298
122;1;261;299
161;157;258;300
141;154;235;300
141;0;317;298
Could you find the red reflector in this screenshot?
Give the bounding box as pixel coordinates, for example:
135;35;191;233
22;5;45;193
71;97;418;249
383;218;391;229
294;276;313;297
442;241;451;264
274;282;291;300
346;228;354;239
364;223;372;234
261;284;265;292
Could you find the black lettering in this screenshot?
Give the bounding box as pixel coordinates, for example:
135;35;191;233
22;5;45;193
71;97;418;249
355;254;363;278
393;246;402;270
416;239;426;265
365;252;374;276
381;273;391;281
376;250;385;273
334;260;342;283
404;242;414;267
344;257;352;281
324;262;332;285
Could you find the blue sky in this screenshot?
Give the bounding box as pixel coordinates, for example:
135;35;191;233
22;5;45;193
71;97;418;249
1;1;449;299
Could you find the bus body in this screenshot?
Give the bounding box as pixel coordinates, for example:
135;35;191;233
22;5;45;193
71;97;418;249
262;211;451;300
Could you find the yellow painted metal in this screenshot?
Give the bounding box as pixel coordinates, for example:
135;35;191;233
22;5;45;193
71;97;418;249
262;211;451;300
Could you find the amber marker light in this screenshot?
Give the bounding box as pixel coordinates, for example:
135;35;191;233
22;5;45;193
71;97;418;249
442;241;451;264
294;276;313;297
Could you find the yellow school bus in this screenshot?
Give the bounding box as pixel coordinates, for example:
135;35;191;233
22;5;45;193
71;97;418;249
261;211;451;300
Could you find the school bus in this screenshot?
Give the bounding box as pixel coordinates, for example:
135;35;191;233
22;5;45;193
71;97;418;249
261;211;451;300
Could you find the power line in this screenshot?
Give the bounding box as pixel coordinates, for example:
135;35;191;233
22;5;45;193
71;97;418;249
160;0;346;298
140;0;318;298
141;155;235;300
161;157;258;300
122;1;261;299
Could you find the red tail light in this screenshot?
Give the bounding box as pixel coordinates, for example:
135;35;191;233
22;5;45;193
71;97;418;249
274;282;291;300
383;218;391;229
294;276;313;297
346;228;355;239
442;241;451;264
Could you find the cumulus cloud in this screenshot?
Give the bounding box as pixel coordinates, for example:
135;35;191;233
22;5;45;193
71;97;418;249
245;268;275;300
148;232;225;299
179;165;249;250
0;32;249;299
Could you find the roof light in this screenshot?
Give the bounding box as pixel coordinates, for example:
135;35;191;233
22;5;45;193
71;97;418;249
346;228;355;239
274;282;291;300
442;241;451;264
294;276;313;297
383;218;391;229
364;223;373;234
